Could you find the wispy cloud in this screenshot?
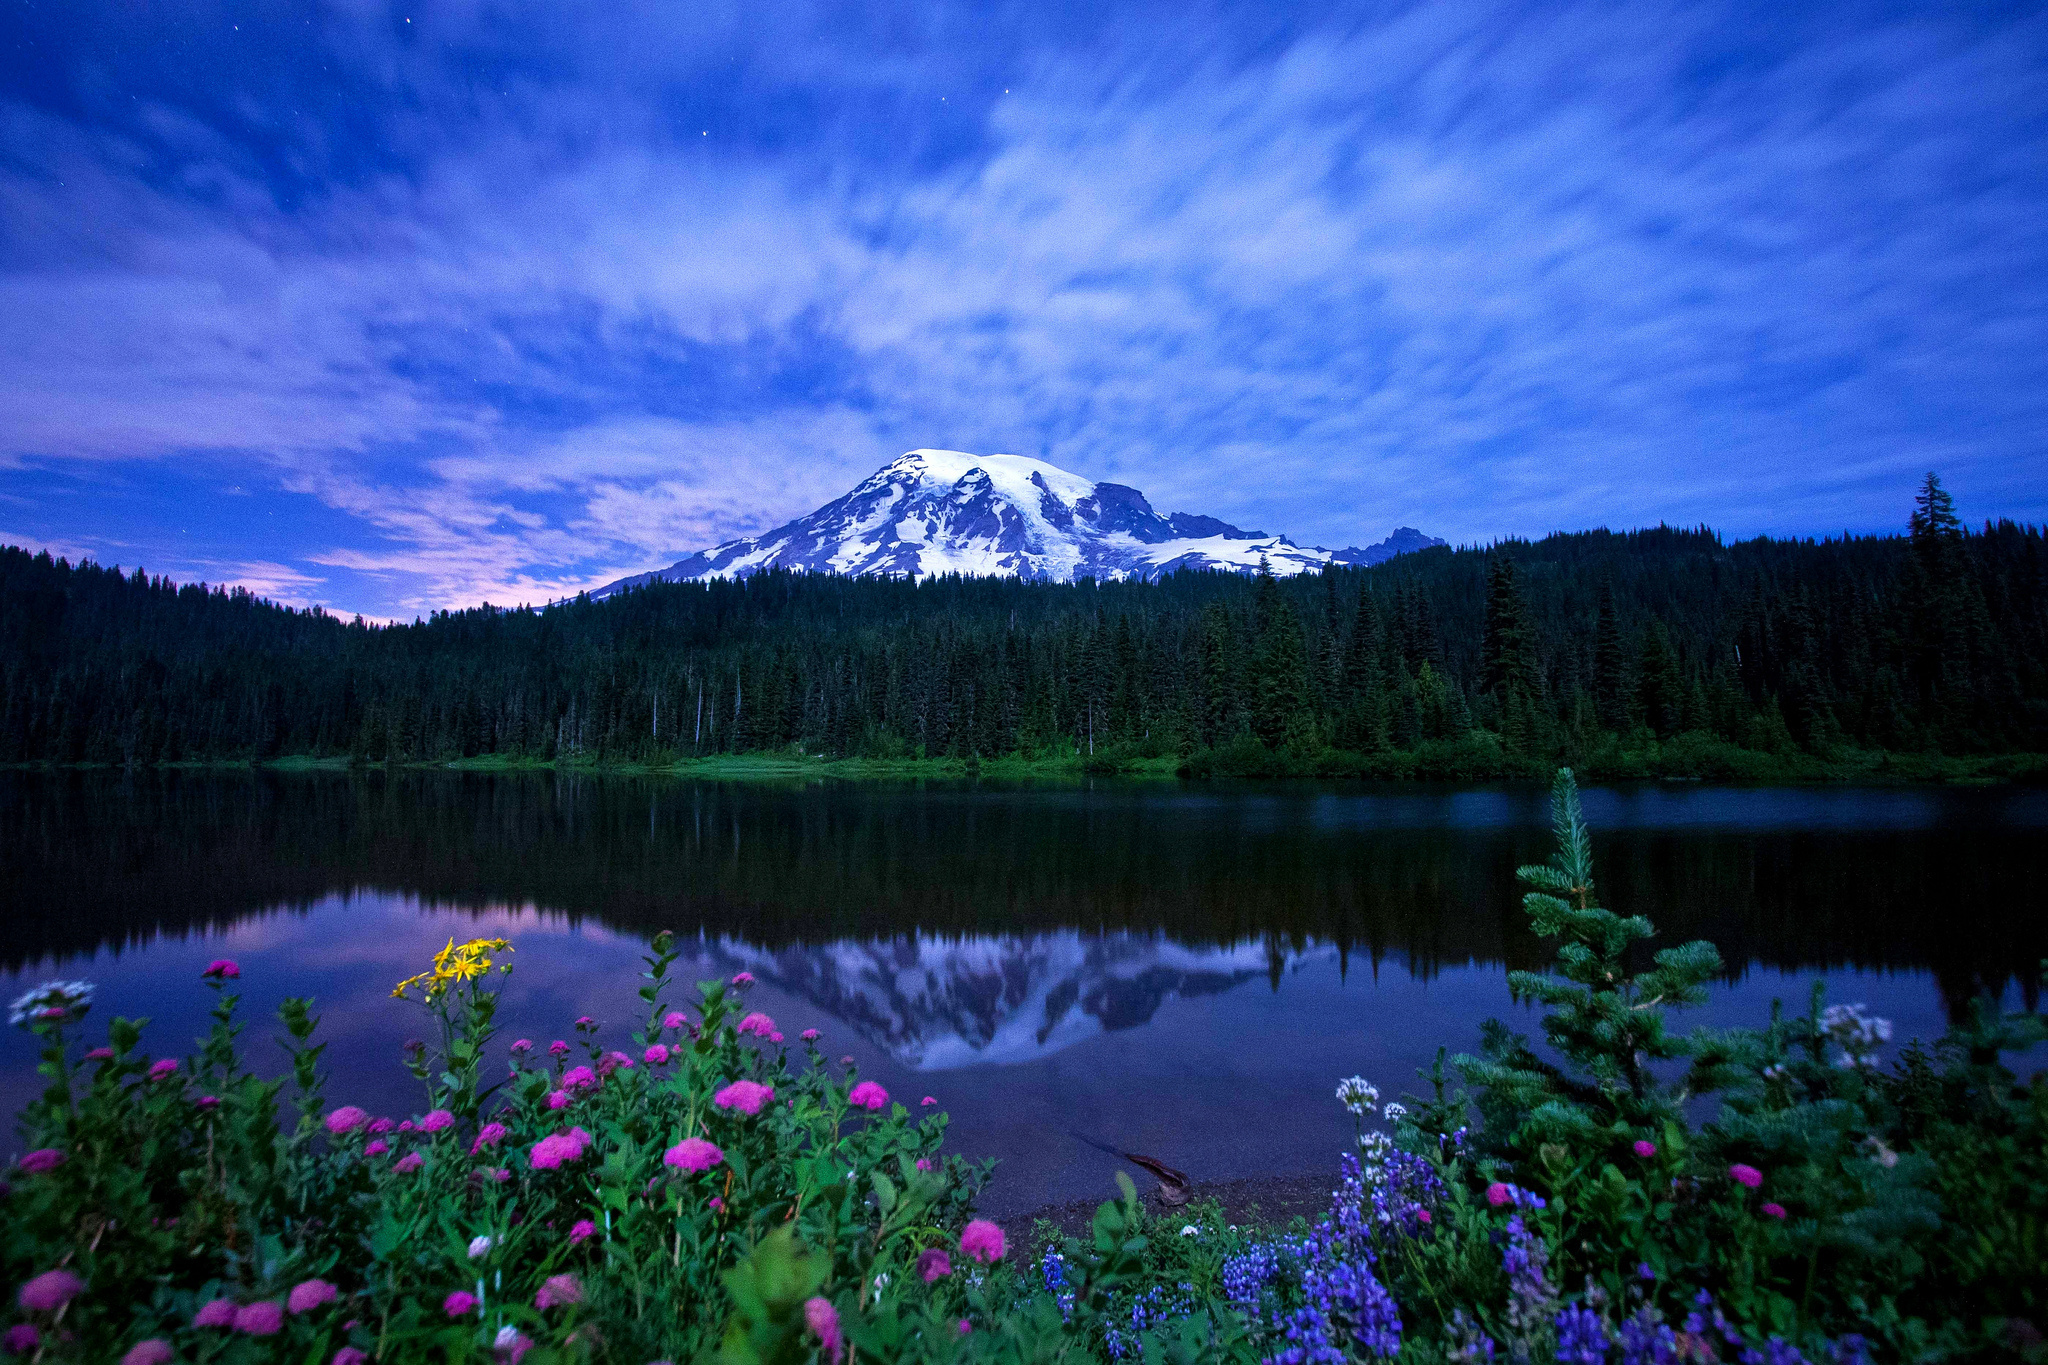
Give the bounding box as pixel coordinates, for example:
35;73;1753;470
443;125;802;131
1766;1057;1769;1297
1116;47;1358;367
1;0;2043;614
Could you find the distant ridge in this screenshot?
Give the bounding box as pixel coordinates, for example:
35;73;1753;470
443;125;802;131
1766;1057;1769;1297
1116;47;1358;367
595;450;1443;597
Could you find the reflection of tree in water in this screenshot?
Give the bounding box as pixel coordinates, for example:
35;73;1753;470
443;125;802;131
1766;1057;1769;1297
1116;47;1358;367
2;770;2041;1023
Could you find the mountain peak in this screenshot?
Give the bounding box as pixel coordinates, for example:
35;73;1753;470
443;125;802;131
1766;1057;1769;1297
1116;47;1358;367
595;452;1442;596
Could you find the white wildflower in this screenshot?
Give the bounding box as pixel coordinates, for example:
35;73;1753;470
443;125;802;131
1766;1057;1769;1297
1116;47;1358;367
1383;1102;1409;1122
1179;1225;1199;1237
1821;1004;1893;1070
468;1235;493;1259
1335;1076;1380;1116
873;1273;891;1293
9;980;94;1028
495;1325;522;1349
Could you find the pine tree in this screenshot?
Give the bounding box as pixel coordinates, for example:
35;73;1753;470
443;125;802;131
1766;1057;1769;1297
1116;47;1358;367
1593;587;1631;733
1457;768;1724;1152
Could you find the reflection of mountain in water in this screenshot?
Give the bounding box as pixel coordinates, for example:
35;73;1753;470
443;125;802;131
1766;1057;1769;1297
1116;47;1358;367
712;934;1311;1068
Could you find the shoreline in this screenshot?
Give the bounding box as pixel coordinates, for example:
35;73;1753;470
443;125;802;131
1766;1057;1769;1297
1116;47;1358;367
990;1170;1341;1255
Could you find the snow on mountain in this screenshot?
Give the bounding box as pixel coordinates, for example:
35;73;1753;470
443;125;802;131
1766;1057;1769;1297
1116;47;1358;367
703;932;1333;1071
595;450;1443;597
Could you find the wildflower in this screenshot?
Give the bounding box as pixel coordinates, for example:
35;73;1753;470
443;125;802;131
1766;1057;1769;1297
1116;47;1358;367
1729;1164;1763;1189
1383;1101;1410;1121
922;1095;937;1107
1761;1202;1788;1219
364;1139;389;1157
421;1109;455;1133
17;1269;83;1312
196;1095;220;1110
918;1248;953;1282
562;1065;599;1091
394;1152;424;1174
326;1105;370;1135
801;1028;821;1042
530;1128;592;1169
1335;1075;1380;1116
916;1158;934;1171
731;972;755;987
546;1089;571;1110
737;1011;777;1037
709;1196;725;1211
803;1296;843;1363
961;1218;1007;1263
570;1219;598;1244
334;1350;370;1365
85;1046;114;1061
399;1119;416;1132
549;1040;570;1056
17;1149;64;1174
770;1030;785;1042
849;1080;890;1111
3;1326;38;1353
959;1320;974;1336
535;1274;583;1309
1821;1003;1894;1070
663;1011;688;1029
1634;1140;1657;1158
471;1122;509;1153
1637;1263;1656;1281
365;1116;394;1134
1417;1209;1433;1224
288;1279;338;1314
1555;1304;1609;1364
841;1054;856;1066
445;1290;479;1317
121;1340;174;1365
392;937;512;1001
495;1324;535;1363
644;1043;671;1065
9;980;93;1028
665;1137;724;1172
713;1079;775;1115
510;1038;533;1056
235;1301;285;1335
468;1234;494;1258
1487;1182;1511;1207
1181;1224;1199;1236
194;1299;238;1327
202;959;240;979
148;1058;180;1081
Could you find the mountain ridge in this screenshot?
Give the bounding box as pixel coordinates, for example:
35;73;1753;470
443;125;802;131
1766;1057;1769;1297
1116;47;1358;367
595;450;1443;597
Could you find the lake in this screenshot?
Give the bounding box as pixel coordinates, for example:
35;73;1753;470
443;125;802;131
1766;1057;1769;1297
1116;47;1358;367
4;770;2044;1213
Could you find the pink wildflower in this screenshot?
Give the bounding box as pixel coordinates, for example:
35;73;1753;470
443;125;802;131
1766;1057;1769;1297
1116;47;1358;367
958;1320;973;1336
471;1122;509;1154
399;1119;416;1132
364;1139;389;1157
548;1040;570;1056
960;1219;1006;1264
921;1096;937;1107
731;972;755;987
335;1349;370;1364
202;959;240;979
664;1137;724;1172
598;1050;634;1075
1761;1202;1788;1219
803;1296;843;1363
663;1011;688;1029
575;1015;596;1027
1418;1209;1433;1224
529;1130;591;1169
569;1219;598;1244
561;1065;599;1091
737;1012;776;1038
546;1089;571;1110
325;1105;370;1136
3;1326;38;1353
644;1043;671;1065
17;1148;64;1174
421;1109;455;1133
17;1269;83;1312
801;1028;821;1042
492;1167;511;1181
1634;1140;1657;1158
85;1047;114;1061
367;1117;395;1135
535;1274;583;1310
509;1039;533;1056
193;1298;238;1328
1729;1163;1764;1189
121;1340;174;1365
848;1080;889;1111
770;1031;785;1043
147;1058;179;1081
288;1279;338;1314
709;1195;725;1211
1486;1182;1511;1207
445;1290;479;1317
713;1079;775;1115
234;1301;285;1335
916;1158;934;1171
195;1095;220;1110
394;1151;424;1174
917;1248;952;1283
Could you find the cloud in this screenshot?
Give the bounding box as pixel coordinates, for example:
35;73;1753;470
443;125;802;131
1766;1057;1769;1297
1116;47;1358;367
0;0;2043;614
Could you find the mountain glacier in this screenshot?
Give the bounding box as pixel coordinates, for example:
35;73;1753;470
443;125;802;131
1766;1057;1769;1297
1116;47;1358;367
596;450;1442;597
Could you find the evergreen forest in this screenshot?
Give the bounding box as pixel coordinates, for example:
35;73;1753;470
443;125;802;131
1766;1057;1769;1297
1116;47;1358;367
3;476;2043;779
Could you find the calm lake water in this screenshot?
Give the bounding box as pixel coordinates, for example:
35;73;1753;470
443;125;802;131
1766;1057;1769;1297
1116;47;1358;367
4;770;2044;1212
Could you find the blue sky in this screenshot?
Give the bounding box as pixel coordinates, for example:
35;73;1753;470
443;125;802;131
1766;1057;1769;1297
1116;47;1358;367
1;0;2044;617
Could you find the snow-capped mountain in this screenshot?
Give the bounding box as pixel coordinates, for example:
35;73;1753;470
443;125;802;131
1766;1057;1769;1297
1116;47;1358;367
595;450;1442;596
702;932;1332;1070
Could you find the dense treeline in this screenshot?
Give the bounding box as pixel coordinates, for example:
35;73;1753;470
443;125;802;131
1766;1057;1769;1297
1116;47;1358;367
3;477;2043;771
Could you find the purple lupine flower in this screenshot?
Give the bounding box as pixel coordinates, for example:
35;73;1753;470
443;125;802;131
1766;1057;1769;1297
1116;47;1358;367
1555;1305;1609;1365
